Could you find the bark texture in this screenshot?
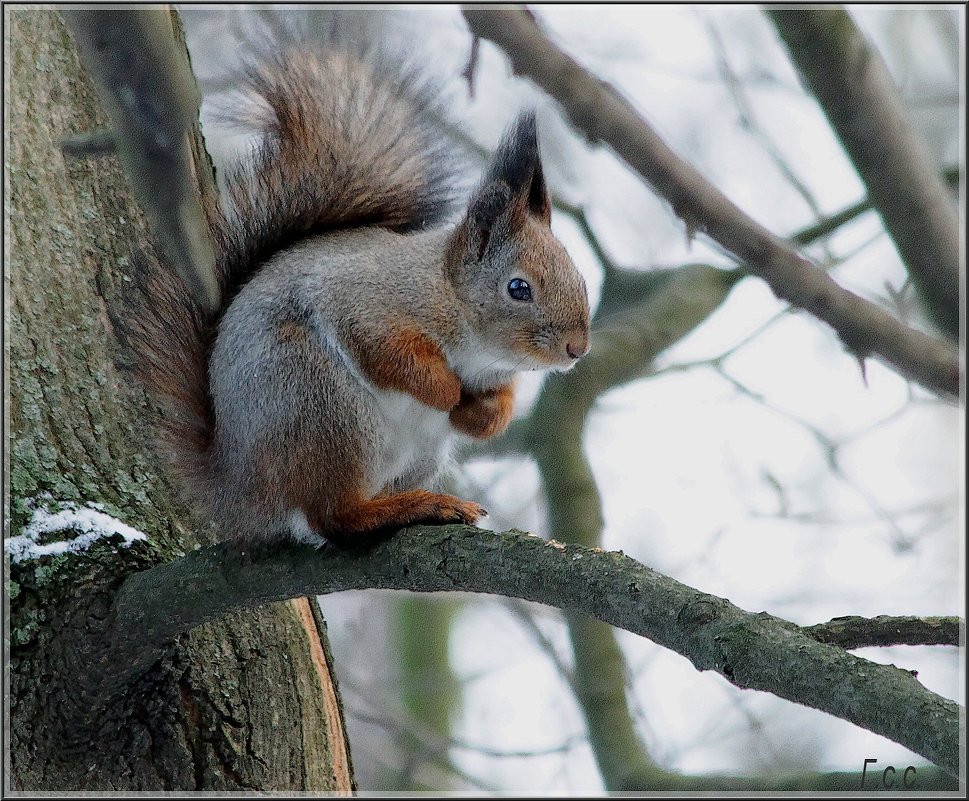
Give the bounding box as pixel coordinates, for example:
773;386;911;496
6;8;352;791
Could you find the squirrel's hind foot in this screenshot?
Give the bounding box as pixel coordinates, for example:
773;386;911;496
311;490;487;546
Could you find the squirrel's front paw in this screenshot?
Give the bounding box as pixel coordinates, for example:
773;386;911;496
449;383;514;439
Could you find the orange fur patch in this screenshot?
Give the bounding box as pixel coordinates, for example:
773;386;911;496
277;321;310;343
350;326;461;411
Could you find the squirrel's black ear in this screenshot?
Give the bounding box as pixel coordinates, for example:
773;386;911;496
483;111;552;226
466;181;513;258
460;112;552;262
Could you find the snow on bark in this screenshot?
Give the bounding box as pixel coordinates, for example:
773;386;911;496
6;497;147;563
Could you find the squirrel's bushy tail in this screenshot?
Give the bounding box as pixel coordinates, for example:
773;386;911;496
217;30;463;279
112;25;463;522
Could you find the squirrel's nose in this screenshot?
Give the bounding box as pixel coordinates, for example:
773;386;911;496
565;332;590;360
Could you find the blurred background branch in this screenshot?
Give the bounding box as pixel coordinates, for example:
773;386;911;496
768;8;961;340
61;7;219;312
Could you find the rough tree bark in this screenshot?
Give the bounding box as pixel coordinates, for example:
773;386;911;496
5;9;352;791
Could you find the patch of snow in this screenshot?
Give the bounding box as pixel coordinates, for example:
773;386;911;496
5;499;147;563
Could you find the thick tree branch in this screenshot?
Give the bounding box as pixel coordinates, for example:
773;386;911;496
461;8;962;399
804;615;963;650
92;526;960;774
768;8;961;340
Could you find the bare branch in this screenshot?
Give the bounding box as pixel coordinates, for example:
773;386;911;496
792;198;870;246
768;8;961;339
804;615;963;650
60;129;117;157
461;8;962;399
61;7;219;313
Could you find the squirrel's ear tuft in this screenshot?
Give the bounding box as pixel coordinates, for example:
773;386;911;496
456;111;553;264
458;111;552;260
483;111;552;226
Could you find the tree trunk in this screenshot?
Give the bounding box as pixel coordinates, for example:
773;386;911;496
5;8;353;791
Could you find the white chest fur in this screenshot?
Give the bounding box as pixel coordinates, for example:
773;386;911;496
448;342;524;392
365;342;522;491
369;386;454;492
308;315;457;493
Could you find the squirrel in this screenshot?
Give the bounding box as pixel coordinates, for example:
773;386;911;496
113;26;591;547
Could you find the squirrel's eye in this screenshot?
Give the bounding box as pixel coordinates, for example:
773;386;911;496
507;278;533;302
